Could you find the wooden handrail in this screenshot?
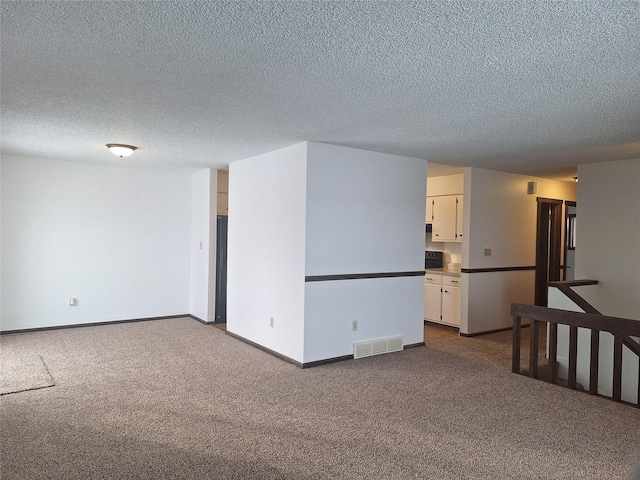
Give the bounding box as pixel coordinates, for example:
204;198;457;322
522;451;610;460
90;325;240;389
512;302;640;407
623;337;640;357
548;280;640;380
548;279;599;287
511;304;640;337
549;281;600;314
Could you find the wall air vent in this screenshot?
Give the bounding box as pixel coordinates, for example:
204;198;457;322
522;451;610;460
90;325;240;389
353;336;403;359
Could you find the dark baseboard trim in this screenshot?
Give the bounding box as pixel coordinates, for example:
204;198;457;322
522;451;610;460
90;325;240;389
404;342;425;349
460;323;531;337
461;266;535;274
305;271;425;282
225;330;357;369
423;320;459;330
188;314;212;325
0;314;190;335
301;355;354;369
225;331;304;368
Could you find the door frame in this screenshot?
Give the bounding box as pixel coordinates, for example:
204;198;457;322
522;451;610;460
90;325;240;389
534;198;563;306
563;201;577;281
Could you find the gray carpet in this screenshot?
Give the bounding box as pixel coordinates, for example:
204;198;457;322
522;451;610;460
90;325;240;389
1;351;54;395
1;318;639;479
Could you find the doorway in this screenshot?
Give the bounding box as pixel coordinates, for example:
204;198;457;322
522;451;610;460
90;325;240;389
214;215;228;324
534;198;563;306
564;201;577;281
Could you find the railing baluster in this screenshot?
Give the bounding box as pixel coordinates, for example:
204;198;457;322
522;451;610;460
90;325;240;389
613;335;623;402
548;322;557;384
568;326;578;389
530;319;539;378
512;316;521;374
511;297;640;408
589;330;599;395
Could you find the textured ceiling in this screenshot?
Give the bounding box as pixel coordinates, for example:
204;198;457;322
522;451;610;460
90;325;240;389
1;1;639;180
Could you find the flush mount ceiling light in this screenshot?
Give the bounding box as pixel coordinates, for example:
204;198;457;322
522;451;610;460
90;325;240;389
106;143;137;158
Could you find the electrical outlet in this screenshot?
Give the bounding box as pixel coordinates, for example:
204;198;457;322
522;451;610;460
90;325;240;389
484;247;492;256
269;316;274;328
352;320;358;332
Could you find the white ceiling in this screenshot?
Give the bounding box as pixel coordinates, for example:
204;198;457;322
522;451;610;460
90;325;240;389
1;1;639;181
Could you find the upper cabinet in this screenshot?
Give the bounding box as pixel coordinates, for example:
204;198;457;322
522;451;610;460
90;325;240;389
430;195;463;242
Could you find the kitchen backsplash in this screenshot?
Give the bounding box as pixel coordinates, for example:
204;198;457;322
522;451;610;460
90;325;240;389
425;233;462;265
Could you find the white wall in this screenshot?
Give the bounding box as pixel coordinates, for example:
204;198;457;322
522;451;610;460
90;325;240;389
189;169;217;322
574;158;640;319
462;167;577;334
551;157;640;404
304;276;423;362
303;143;427;362
464;167;577;269
462;270;534;334
226;143;308;362
227;142;427;364
305;143;426;275
1;155;192;331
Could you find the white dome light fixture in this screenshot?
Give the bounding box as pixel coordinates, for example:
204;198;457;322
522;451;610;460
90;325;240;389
106;143;137;158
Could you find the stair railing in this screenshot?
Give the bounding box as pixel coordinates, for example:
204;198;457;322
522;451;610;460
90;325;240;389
512;280;640;407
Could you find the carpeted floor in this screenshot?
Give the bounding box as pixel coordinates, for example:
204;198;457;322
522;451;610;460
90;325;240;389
1;352;54;395
1;317;639;479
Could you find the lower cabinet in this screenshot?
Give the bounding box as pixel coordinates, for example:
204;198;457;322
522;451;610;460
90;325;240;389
424;274;461;327
424;279;441;322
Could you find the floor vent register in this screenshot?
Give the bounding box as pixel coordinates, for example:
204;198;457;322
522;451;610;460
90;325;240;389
353;336;403;359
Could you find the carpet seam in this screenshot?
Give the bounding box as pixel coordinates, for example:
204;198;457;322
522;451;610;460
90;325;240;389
0;354;56;396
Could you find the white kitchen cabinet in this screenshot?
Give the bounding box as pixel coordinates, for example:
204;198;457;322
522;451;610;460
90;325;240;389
455;196;463;241
423;275;441;322
430;195;463;242
424;274;461;327
426;196;433;223
441;276;461;327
